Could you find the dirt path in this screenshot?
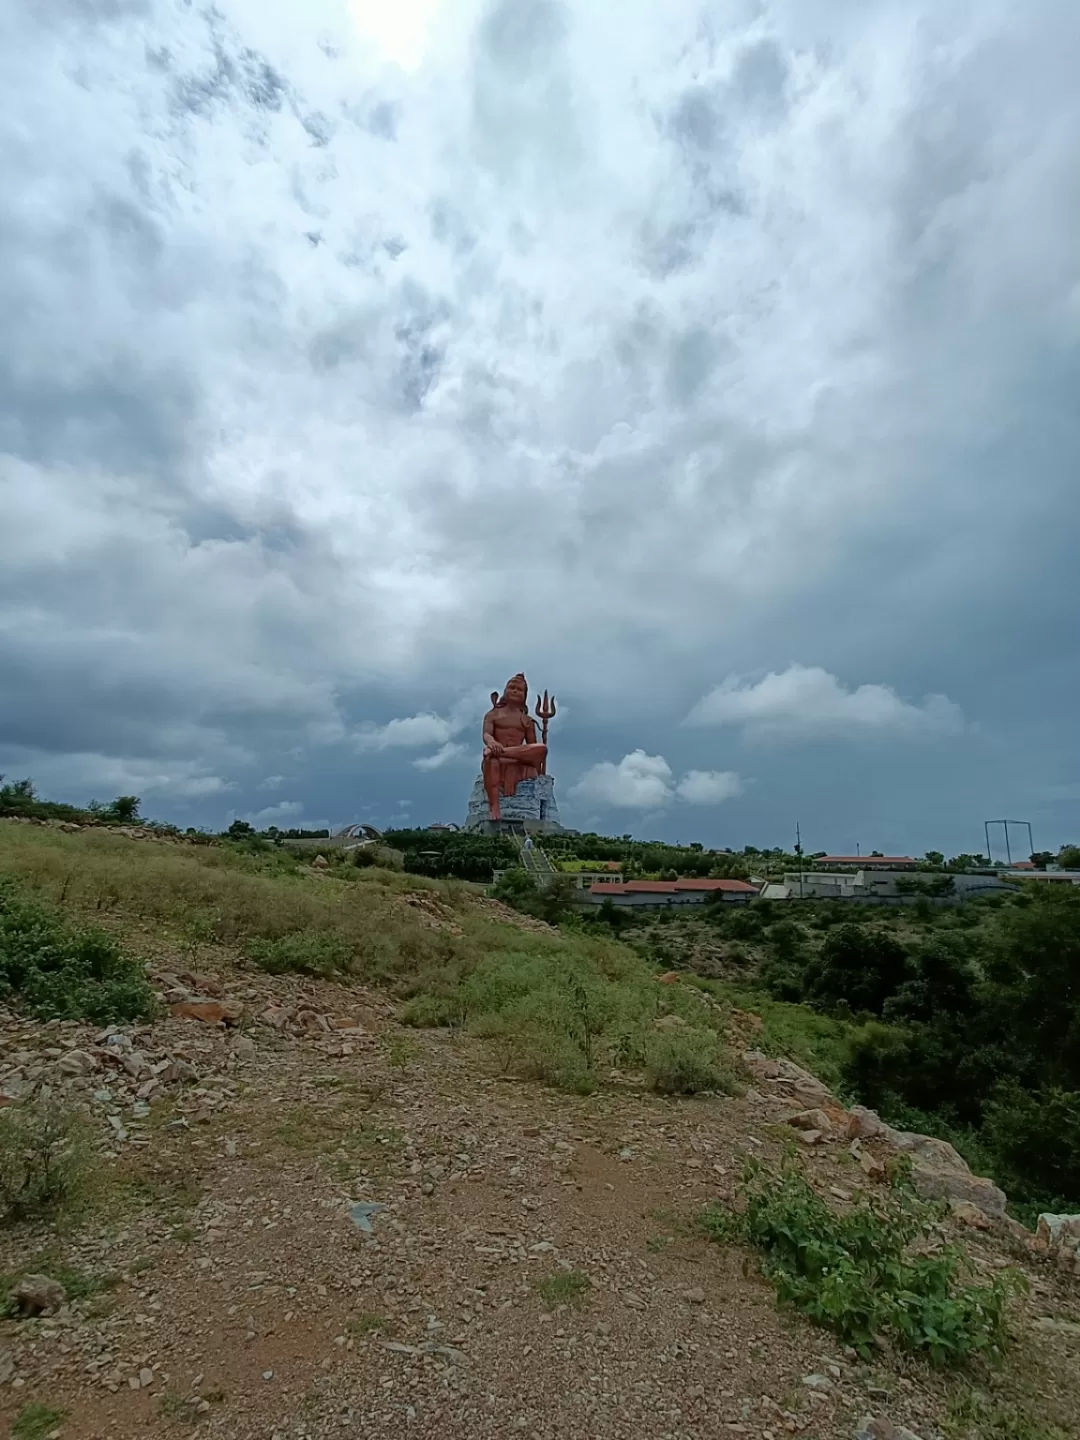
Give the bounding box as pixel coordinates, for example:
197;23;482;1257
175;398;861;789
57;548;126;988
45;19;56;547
1;968;1077;1440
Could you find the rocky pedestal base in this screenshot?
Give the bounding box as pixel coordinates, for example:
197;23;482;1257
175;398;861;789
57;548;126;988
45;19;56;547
464;773;564;834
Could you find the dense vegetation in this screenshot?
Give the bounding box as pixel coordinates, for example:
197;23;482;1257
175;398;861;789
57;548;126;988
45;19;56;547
636;889;1080;1212
0;777;143;828
382;828;518;882
0;877;154;1023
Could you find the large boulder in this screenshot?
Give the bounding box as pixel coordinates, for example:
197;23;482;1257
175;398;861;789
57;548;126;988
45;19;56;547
743;1050;832;1106
1032;1214;1080;1275
877;1124;1007;1219
14;1275;67;1316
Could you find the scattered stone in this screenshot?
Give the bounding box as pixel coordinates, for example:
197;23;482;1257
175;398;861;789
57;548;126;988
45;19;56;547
139;1367;155;1388
796;1130;824;1147
786;1109;833;1136
57;1050;98;1076
232;1036;257;1062
855;1417;924;1440
0;1348;14;1385
802;1374;834;1393
857;1149;886;1181
13;1275;67;1316
844;1107;883;1141
743;1051;831;1105
654;1014;687;1032
949;1199;993;1231
171;1000;243;1026
348;1201;387;1234
178;972;224;997
1032;1213;1080;1274
311;855;330;869
1033;1316;1080;1336
682;1287;706;1305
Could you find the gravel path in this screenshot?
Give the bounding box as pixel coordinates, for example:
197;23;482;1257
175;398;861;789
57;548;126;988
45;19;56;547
1;968;1076;1440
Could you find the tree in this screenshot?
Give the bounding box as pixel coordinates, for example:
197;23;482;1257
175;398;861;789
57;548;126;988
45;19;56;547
108;796;141;823
946;853;986;873
0;778;36;813
804;924;910;1016
227;819;255;839
1058;844;1080;870
923;851;945;868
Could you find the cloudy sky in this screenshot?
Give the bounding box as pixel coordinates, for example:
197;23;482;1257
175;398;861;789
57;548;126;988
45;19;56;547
2;0;1078;856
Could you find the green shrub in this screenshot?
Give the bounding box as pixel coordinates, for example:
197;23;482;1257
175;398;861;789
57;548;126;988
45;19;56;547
247;931;353;976
0;1094;94;1223
404;940;733;1095
400;992;463;1028
701;1157;1015;1366
12;1404;69;1440
645;1028;740;1095
533;1270;591;1308
0;878;153;1023
982;1084;1080;1207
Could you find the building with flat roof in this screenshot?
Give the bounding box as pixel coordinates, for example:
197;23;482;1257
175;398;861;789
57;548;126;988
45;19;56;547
814;855;917;871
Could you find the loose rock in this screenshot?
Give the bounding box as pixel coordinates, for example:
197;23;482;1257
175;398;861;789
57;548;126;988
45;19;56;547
13;1274;68;1316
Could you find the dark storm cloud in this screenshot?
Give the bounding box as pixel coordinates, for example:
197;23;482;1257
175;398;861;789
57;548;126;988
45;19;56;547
1;0;1078;849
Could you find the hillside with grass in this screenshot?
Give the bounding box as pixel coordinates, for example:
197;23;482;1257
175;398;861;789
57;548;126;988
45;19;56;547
0;812;1078;1440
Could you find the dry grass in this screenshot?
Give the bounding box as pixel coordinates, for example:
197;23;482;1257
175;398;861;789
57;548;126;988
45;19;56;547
0;823;465;988
0;822;741;1096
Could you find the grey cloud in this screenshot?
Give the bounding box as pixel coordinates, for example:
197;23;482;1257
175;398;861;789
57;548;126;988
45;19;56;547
1;0;1078;851
478;0;566;74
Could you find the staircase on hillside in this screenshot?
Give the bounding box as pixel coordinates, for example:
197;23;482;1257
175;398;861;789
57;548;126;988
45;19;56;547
515;833;556;886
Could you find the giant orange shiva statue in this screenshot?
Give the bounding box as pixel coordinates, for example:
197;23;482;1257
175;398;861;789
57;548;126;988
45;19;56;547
481;674;556;822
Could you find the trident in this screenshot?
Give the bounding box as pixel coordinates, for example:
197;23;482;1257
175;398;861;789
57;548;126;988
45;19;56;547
534;689;556;774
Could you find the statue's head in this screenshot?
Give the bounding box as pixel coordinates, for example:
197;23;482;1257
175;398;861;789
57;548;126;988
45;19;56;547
501;673;528;708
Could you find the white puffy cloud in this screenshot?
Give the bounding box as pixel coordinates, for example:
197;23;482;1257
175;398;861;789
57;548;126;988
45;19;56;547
354;714;454;751
3;750;236;803
570;751;674;810
247;799;303;824
258;775;287;791
675;770;743;805
412;741;469;770
570;752;742;810
685;666;964;742
354;689;487;768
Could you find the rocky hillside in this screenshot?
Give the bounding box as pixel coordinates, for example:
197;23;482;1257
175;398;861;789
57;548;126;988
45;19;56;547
0;820;1077;1440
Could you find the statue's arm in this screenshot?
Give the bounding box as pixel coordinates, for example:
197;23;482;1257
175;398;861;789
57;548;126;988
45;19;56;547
524;714;538;744
482;711;502;754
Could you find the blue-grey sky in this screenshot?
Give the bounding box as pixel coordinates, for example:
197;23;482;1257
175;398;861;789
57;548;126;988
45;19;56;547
2;0;1078;858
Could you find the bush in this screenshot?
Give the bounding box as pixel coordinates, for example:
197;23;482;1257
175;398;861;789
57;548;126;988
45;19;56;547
803;923;909;1016
645;1028;740;1096
404;940;734;1095
982;1085;1080;1207
247;932;353;976
12;1405;70;1440
0;1094;94;1222
0;879;154;1023
702;1157;1014;1366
